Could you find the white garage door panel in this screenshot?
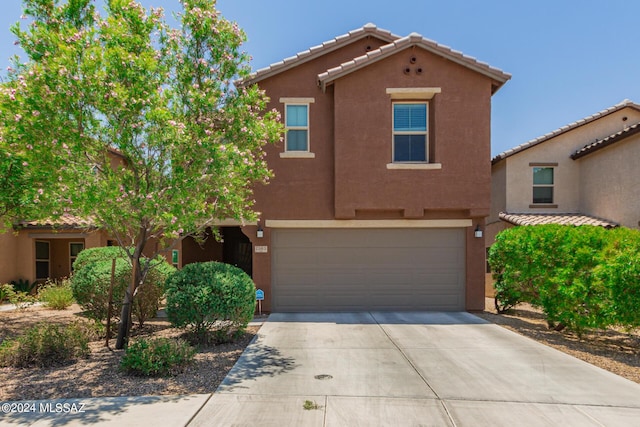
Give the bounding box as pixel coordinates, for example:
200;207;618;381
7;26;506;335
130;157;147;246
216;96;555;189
272;228;465;312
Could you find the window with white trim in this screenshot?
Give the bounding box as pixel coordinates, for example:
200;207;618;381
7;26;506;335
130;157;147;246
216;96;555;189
532;167;554;204
285;104;309;151
393;102;427;162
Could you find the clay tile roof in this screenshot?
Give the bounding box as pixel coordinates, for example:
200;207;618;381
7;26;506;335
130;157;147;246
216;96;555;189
317;33;511;94
492;99;640;164
238;23;400;87
571;121;640;160
19;213;95;229
498;212;618;229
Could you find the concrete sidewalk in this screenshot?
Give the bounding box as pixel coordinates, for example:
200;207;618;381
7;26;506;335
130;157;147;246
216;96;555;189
2;312;640;426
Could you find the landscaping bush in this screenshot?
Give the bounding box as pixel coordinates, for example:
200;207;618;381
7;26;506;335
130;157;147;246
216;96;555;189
165;262;256;345
70;247;175;326
0;283;15;304
120;337;195;377
489;224;640;334
72;246;130;271
0;322;91;368
38;279;75;310
489;225;567;312
596;228;640;328
10;278;39;295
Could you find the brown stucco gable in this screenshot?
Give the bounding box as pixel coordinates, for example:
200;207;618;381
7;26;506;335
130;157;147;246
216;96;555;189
317;32;511;94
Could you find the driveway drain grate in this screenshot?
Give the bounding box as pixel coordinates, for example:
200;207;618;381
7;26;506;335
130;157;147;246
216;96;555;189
314;374;333;380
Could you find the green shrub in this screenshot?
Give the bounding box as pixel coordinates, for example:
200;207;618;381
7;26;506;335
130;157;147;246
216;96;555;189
0;322;91;368
9;291;37;310
70;247;175;326
120;337;195;377
489;224;635;334
0;283;15;304
10;278;39;295
165;262;256;345
536;226;611;334
38;279;75;310
596;228;640;328
72;246;130;271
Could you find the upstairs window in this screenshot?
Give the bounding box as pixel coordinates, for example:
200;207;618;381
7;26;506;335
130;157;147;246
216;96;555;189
532;167;554;204
285;104;309;152
393;103;427;162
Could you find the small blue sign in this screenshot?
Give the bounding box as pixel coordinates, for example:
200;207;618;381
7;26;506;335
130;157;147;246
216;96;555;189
256;289;265;301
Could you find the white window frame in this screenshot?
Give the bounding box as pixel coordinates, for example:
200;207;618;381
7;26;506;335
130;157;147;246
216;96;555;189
392;101;428;164
532;166;555;205
35;240;50;280
69;242;85;272
280;97;315;158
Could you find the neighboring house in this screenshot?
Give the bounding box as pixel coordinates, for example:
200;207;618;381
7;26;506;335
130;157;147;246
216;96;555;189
179;23;510;312
487;99;640;293
0;214;112;285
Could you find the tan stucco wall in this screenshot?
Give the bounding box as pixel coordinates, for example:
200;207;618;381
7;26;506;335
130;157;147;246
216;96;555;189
496;107;640;216
0;228;109;284
578;132;640;228
0;231;20;284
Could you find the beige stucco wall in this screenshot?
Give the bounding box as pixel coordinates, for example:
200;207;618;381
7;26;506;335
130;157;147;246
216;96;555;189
500;107;640;215
0;228;109;284
578;132;640;229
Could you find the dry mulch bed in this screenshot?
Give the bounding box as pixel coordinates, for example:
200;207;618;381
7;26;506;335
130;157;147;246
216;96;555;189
0;304;259;401
1;300;639;401
475;298;640;384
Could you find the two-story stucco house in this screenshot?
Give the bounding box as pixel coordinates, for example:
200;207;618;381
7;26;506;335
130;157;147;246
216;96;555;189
487;99;640;292
180;24;510;313
3;24;510;313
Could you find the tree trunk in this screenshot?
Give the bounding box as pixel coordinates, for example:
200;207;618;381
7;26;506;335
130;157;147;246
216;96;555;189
115;255;140;349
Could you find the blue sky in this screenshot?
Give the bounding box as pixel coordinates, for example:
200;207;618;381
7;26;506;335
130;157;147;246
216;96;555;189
2;0;639;156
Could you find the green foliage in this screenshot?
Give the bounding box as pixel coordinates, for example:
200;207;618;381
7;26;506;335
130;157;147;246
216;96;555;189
120;337;195;377
1;0;282;347
0;283;15;304
595;228;640;328
10;278;38;294
0;322;91;368
166;262;256;344
490;225;640;334
38;279;75;310
72;246;131;271
70;247;174;326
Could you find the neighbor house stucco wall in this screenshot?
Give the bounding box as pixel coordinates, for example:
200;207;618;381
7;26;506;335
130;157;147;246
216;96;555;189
578;132;640;229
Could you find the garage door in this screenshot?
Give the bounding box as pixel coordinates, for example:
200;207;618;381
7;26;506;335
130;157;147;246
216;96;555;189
271;228;465;312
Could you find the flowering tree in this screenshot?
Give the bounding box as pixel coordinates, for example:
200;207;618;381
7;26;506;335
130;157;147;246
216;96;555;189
0;0;281;348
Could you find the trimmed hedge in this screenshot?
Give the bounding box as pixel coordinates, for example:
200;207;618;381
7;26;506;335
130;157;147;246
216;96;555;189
489;225;640;333
165;261;255;344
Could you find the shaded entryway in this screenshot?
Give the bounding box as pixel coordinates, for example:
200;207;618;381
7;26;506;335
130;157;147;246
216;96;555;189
181;227;252;276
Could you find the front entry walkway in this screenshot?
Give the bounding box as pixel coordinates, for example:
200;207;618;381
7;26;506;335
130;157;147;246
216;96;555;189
191;312;640;426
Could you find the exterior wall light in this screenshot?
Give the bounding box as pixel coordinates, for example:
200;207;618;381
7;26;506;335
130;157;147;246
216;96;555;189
474;225;483;238
257;223;264;238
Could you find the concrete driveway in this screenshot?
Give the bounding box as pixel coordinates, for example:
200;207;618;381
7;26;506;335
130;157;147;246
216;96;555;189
191;312;640;426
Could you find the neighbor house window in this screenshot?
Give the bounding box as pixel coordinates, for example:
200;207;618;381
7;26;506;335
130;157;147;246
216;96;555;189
35;241;50;280
70;242;84;272
532;167;554;204
393;102;427;162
